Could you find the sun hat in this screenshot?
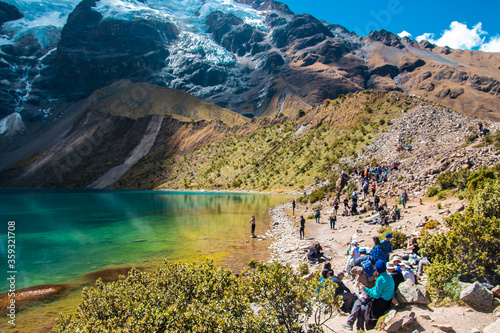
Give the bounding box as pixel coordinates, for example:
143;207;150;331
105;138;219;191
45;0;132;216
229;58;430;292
386;262;396;270
401;261;412;268
392;255;402;262
351;240;358;245
386;233;393;238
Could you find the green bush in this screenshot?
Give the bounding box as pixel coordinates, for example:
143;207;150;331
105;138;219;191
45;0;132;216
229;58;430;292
298;262;310;276
470;178;500;219
436;171;455;189
427;186;440;197
421;212;500;295
56;260;341;332
467;168;496;193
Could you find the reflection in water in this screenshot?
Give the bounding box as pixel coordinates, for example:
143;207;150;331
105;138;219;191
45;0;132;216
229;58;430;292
0;189;292;292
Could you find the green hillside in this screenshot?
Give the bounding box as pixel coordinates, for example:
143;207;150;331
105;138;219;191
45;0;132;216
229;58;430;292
116;91;422;191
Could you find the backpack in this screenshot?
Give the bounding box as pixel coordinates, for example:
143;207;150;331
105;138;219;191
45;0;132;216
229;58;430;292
362;258;375;278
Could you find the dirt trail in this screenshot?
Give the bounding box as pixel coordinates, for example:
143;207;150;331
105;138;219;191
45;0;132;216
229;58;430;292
268;195;497;333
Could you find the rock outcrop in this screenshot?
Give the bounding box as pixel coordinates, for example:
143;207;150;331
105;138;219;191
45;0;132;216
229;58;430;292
460;282;494;308
0;1;23;26
396;280;431;305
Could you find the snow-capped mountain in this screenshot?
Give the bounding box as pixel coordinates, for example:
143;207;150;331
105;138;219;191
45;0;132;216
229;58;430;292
0;0;499;143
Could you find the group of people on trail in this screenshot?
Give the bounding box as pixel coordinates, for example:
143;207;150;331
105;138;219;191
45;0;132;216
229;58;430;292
340;234;405;331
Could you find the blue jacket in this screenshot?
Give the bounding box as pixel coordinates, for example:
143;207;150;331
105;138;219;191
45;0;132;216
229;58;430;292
371;244;388;262
364;271;395;301
381;239;392;254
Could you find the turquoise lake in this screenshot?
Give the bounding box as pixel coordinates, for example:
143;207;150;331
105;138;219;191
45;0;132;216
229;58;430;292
0;188;292;293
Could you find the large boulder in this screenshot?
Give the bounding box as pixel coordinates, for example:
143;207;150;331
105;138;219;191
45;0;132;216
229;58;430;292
460;282;493;308
395;280;430;305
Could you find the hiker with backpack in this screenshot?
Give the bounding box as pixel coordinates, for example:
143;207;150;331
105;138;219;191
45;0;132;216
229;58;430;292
401;190;408;208
333;198;339;214
329;212;337;230
370;236;388;262
314;206;321;224
373;195;380;211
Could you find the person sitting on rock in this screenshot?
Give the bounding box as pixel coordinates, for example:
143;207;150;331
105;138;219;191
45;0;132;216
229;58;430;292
386;262;404;292
400;261;415;284
350;248;368;268
307;242;330;263
331;271;356;313
345;240;360;276
391;256;403;272
370;236;388;263
341;261;395;331
405;237;420;255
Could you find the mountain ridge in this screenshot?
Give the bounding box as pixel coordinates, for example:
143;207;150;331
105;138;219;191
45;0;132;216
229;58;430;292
0;0;499;128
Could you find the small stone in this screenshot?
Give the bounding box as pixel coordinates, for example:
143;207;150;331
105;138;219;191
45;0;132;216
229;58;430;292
471;328;480;333
402;311;416;327
432;324;453;332
492;285;500;297
419;314;432;320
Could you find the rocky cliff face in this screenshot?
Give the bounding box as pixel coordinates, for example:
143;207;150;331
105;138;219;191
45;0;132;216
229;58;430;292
0;0;499;146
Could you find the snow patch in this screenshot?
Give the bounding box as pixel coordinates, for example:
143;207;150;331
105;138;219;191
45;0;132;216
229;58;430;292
0;113;25;137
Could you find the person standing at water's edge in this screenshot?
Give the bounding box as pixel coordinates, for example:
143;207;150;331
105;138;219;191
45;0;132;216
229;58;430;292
249;215;256;238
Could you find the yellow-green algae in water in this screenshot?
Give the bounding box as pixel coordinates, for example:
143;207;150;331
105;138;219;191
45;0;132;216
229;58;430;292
0;189;293;332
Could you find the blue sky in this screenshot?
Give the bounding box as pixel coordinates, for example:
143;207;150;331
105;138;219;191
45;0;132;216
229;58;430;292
280;0;500;52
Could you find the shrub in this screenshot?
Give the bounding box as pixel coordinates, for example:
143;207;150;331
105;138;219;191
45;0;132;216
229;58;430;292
424;220;439;229
437;203;442;210
467;168;496;193
377;226;406;249
421;212;500;295
470;178;500;219
298;109;306;117
298;262;310;276
427;186;440;197
466;134;478;143
436;171;455;189
56;261;341;333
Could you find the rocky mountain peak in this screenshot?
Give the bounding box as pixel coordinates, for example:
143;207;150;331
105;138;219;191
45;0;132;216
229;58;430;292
0;1;23;26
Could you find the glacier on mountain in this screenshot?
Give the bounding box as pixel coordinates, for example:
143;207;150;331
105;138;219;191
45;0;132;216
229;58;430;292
1;0;268;52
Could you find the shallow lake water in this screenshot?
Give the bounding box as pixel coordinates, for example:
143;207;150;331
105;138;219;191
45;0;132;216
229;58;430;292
0;188;293;332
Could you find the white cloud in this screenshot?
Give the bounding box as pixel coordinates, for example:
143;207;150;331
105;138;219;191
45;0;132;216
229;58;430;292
416;33;434;43
480;36;500;52
416;21;487;50
398;30;412;39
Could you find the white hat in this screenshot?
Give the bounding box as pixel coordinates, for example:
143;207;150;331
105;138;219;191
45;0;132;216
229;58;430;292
351;240;358;245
